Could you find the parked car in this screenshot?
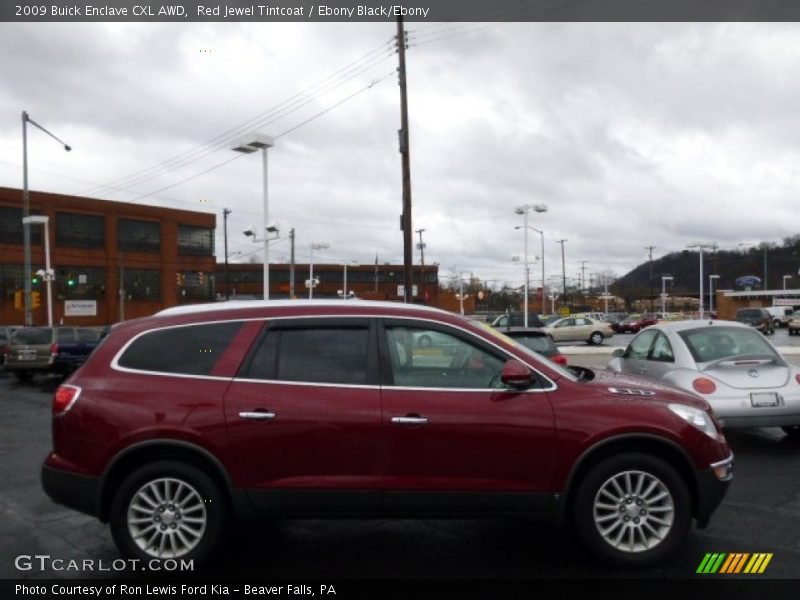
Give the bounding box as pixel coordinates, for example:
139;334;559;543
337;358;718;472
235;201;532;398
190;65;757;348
607;319;800;437
543;316;614;345
42;300;732;566
788;315;800;336
764;306;794;329
3;326;102;381
490;312;545;329
734;307;774;335
605;313;629;332
500;327;567;366
616;314;659;334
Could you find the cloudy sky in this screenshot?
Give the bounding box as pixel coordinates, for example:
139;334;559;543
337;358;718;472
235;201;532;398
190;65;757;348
2;20;800;289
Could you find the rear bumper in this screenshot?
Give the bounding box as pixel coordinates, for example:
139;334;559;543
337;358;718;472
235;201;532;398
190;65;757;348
695;454;733;529
41;463;101;520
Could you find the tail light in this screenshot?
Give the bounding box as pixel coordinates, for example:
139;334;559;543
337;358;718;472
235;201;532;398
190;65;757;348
53;384;81;416
692;377;717;394
50;343;59;356
795;374;800;385
551;354;568;366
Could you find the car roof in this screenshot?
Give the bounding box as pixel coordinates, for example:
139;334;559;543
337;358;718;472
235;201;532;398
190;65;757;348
654;319;750;332
156;299;451;318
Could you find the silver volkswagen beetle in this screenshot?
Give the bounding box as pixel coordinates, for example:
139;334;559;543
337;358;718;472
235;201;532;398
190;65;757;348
607;320;800;437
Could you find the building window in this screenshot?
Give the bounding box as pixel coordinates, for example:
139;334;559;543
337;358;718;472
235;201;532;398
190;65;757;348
123;268;161;301
178;225;214;256
56;213;105;249
0;207;41;246
177;270;214;301
55;266;105;300
118;219;160;253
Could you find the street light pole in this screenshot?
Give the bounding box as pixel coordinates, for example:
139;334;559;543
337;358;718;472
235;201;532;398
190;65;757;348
709;274;720;316
232;133;274;300
661;275;673;315
514;204;547;327
21;111;71;326
22;216;53;327
687;243;715;319
556;239;568;312
308;242;329;299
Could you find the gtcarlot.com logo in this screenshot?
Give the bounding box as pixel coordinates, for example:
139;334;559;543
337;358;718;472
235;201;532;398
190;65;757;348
696;552;773;574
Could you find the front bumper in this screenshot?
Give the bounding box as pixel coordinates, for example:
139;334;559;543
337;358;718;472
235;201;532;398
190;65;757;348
695;453;734;529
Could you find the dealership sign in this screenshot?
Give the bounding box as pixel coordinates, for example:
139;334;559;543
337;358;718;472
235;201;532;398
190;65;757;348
64;300;97;317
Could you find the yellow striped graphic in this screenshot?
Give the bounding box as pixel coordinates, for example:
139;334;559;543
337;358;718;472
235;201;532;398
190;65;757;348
743;553;773;574
720;553;749;574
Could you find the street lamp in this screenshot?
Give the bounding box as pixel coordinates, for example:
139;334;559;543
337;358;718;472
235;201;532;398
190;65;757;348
783;274;792;290
21;111;71;326
514;203;547;327
340;261;359;299
232;133;275;300
709;274;720;316
660;275;674;315
687;243;716;319
308;242;329;299
22;215;53;327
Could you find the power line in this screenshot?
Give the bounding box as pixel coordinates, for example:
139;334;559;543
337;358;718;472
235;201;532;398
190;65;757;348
80;38;396;197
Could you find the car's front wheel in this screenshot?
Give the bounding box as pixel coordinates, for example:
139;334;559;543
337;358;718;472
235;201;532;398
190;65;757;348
589;332;604;346
573;453;691;566
110;461;228;564
782;426;800;440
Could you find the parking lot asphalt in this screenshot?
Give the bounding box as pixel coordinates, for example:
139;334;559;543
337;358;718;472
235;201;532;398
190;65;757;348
1;367;798;580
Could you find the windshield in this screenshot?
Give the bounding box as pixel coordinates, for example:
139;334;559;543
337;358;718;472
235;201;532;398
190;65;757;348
677;326;778;364
12;328;53;345
474;321;577;381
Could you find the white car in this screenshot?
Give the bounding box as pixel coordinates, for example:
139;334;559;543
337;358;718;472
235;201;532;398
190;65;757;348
607;320;800;437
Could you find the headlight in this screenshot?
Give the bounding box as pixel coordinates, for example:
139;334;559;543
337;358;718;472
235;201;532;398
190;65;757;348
668;403;721;440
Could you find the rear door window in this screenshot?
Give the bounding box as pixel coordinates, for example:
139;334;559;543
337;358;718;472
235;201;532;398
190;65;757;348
117;321;244;375
239;320;373;386
56;329;76;343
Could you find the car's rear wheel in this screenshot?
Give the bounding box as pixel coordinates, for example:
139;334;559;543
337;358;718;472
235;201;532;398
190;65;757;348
589;332;604;346
573;453;691;566
110;461;227;564
13;371;33;382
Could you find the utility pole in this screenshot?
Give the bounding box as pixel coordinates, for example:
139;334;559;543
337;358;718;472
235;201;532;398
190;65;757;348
289;227;296;299
223;208;231;300
415;228;426;303
396;16;413;303
556;239;568;312
645;245;656;312
580;261;588;297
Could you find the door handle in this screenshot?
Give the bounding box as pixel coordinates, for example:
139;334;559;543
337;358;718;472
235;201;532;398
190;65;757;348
391;416;429;426
239;411;276;421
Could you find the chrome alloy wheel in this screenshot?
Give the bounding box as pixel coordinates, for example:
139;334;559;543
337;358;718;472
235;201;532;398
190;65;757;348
592;470;675;553
127;477;207;558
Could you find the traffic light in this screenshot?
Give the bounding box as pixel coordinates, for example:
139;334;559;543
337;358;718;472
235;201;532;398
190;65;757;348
14;290;23;310
66;275;76;287
31;291;41;309
175;272;182;286
31;274;40;284
198;272;205;286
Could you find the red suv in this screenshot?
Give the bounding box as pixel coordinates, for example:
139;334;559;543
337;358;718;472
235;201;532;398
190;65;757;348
42;301;733;566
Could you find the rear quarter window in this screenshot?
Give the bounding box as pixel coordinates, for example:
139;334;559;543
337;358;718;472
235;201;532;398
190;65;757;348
117;321;244;375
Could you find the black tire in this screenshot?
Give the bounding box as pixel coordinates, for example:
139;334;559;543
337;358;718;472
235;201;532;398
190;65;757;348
782;426;800;440
573;453;691;566
110;461;228;565
773;319;781;329
589;332;604;346
13;371;33;382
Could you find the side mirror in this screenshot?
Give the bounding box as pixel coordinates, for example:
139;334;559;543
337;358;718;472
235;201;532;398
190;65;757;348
500;359;534;389
612;348;625;358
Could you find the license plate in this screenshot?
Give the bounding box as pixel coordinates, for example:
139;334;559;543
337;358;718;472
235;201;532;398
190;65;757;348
750;392;779;407
17;352;35;361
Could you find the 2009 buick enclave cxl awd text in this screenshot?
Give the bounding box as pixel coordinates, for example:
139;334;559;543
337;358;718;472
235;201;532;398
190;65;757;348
41;300;733;566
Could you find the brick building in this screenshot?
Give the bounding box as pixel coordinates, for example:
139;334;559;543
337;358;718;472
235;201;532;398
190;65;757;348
0;187;216;326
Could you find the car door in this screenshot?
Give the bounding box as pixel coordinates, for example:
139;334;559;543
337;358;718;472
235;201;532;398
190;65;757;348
618;328;659;377
550;318;575;342
224;317;382;514
379;319;557;514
